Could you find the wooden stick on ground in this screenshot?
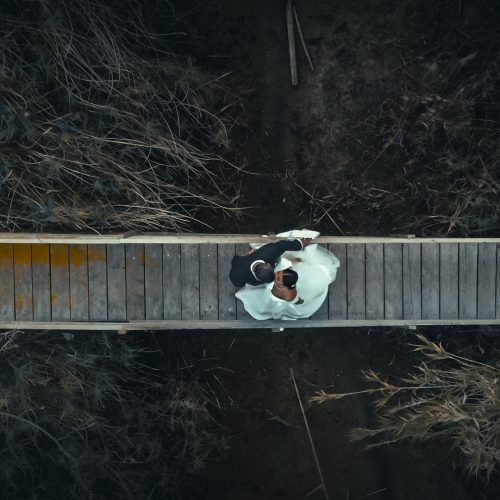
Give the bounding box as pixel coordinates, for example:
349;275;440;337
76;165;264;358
293;6;315;71
286;0;298;86
290;368;330;500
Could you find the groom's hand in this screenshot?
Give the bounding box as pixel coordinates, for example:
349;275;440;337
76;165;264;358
300;238;311;248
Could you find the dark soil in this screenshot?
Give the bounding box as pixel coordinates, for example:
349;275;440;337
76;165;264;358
152;1;500;499
158;327;499;500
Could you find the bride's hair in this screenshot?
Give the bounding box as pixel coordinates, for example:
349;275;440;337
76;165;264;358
283;269;298;289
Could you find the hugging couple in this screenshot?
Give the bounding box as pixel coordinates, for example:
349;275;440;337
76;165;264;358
229;230;340;320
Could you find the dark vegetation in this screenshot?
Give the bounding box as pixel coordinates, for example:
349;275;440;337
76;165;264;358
0;0;240;232
313;334;500;479
0;0;500;499
0;330;224;499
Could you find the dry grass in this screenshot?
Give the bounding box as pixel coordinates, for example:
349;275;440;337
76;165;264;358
292;6;500;236
0;330;224;498
0;0;241;232
372;46;500;236
312;334;500;479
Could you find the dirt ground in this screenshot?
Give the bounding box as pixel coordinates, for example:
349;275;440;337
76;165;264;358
155;0;500;499
159;327;499;500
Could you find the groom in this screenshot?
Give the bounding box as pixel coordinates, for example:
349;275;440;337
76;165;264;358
229;237;310;288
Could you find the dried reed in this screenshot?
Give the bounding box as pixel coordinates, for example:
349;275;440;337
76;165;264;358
0;0;241;232
312;334;500;479
0;330;224;498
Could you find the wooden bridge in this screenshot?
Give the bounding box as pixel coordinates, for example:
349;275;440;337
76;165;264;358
0;233;499;330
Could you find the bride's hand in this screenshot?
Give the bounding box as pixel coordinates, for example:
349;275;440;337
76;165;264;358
300;238;311;248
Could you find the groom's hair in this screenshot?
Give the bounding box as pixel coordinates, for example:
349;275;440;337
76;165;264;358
255;263;275;283
283;269;298;289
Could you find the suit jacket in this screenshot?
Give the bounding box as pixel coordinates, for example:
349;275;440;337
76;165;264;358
229;239;303;287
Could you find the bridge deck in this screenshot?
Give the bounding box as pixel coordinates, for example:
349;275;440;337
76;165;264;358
0;234;499;329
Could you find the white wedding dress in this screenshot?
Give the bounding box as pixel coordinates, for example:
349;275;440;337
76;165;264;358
235;232;340;320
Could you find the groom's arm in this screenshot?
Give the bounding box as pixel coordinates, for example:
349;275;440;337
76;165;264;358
254;239;303;262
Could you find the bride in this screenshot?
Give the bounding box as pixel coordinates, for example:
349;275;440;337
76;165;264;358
235;234;340;320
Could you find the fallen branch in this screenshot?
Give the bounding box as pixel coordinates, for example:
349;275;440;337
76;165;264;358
293;6;315;71
286;0;298;86
290;368;330;500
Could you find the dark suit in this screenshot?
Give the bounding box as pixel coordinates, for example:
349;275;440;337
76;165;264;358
229;239;303;287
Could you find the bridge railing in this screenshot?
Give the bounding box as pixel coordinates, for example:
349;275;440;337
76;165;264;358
0;233;499;244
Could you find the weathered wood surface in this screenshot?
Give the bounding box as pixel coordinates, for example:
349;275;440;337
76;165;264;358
459;243;477;320
107;245;126;321
329;243;347;319
69;244;89;321
88;245;108;321
145;244;163;320
365;243;384;320
181;244;199;320
200;243;219;320
163;244;181;320
126;244;145;320
50;244;70;321
14;244;33;320
0;244;14;321
347;244;365;320
0;239;498;328
384;243;403;320
1;233;499;244
32;244;51;321
421;243;440;319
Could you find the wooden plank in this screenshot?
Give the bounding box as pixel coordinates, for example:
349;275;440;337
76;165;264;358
440;243;459;319
235;244;253;320
88;245;108;321
0;244;14;320
14;244;33;321
144;244;163;320
384;244;403;319
181;244;200;320
218;244;236;320
1;318;500;331
497;245;500;319
2;233;500;245
421;243;440;319
310;243;329;320
32;244;51;321
69;244;89;321
365;244;384;319
0;234;123;244
122;235;500;244
163;244;181;320
347;244;365;319
403;244;421;319
458;243;477;319
329;243;347;319
126;244;145;320
50;244;70;321
477;242;496;319
107;245;126;321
